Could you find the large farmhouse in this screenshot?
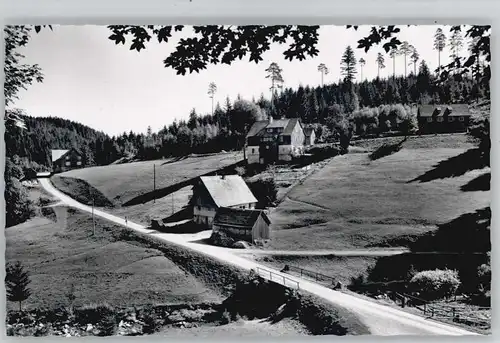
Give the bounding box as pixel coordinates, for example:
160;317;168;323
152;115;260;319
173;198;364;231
191;175;258;228
213;207;271;244
51;148;84;173
245;118;306;165
417;104;472;134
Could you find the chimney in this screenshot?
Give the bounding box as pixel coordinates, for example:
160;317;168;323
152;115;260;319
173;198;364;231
221;174;226;180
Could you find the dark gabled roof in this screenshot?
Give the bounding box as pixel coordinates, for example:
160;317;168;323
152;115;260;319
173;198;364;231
246;120;270;138
418;104;471;117
246;118;302;138
199;175;258;207
213;207;271;228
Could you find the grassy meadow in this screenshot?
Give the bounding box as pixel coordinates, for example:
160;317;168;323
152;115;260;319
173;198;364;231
5;202;221;311
267;136;489;251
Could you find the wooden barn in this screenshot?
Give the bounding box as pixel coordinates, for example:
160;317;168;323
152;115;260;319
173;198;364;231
51;148;84;174
191;175;258;228
212;207;271;243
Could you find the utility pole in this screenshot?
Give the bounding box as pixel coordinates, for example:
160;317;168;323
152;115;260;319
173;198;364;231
171;177;174;215
92;196;95;236
153;164;156;204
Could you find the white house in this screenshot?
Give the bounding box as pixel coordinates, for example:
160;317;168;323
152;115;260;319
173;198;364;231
191;175;258;228
245;117;306;164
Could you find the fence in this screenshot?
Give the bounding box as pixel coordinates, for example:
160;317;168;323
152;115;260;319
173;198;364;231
390;291;491;329
284;265;337;286
255;267;300;290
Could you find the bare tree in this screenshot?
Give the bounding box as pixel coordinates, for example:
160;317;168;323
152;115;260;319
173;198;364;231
410;46;420;75
399;41;413;77
389;47;399;78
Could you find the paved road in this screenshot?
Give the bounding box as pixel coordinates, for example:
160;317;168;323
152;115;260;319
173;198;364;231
38;178;478;336
235;248;409;257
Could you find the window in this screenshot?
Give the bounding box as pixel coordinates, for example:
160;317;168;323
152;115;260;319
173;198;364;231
65;162;70;166
427;118;433;123
77;156;82;160
252;148;255;154
267;128;273;133
448;117;455;122
77;161;82;166
266;145;269;149
459;116;465;122
66;155;70;160
437;117;444;122
279;136;283;143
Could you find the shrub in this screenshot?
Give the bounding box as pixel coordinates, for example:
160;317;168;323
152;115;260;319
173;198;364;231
246;178;278;208
410;269;461;300
142;311;160;334
210;231;236;248
75;303;116;325
369;138;406;161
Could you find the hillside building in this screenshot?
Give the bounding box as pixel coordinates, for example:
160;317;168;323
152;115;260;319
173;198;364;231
417;104;472;134
245;117;306;165
191;175;258;228
51;148;84;173
213;207;271;244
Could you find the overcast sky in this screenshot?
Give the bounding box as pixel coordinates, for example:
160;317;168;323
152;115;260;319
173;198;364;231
11;25;469;136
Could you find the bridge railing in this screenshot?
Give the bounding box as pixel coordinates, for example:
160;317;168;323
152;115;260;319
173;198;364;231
255;267;300;290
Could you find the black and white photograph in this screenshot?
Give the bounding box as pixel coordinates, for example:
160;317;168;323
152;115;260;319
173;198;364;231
3;23;491;337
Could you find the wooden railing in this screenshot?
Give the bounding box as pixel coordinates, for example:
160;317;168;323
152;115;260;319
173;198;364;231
284;265;337;286
255;267;300;290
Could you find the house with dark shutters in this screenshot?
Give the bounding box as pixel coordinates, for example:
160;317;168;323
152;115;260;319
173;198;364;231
191;175;258;228
245;117;306;165
417;104;472;134
212;207;271;244
51;148;84;173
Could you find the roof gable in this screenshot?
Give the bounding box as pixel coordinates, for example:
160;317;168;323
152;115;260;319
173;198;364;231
246;120;270;138
199;175;257;207
214;207;270;228
51;149;70;162
418;104;471;117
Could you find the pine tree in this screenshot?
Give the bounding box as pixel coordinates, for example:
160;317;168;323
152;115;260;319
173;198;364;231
359;58;366;81
265;62;284;110
449;29;464;60
208;82;217;116
317;63;329;86
389;48;399;78
410;46;420;75
340;46;357;83
399;41;413;77
5;261;32;311
434;28;447;72
376;52;386;78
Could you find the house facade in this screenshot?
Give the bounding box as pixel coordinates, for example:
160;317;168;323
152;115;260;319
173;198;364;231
245;118;306;165
212;207;271;243
417;104;471;134
52;149;84;173
191;175;258;228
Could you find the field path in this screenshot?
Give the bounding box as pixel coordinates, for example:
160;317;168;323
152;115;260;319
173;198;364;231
284;196;331;211
39;178;478;336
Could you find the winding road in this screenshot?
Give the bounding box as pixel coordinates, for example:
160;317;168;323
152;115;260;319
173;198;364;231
38;178;478;336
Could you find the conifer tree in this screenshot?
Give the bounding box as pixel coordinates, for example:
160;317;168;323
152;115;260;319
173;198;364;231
5;261;32;311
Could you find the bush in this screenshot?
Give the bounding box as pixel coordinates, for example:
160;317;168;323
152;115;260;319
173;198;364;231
410;269;461;300
74;303;116;325
246;178;277;208
369;138;406;161
210;231;236;248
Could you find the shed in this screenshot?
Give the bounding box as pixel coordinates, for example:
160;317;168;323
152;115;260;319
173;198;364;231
213;207;271;243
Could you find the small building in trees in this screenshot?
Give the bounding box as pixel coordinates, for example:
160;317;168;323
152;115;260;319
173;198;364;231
212;207;271;243
51;148;84;173
417;104;472;134
304;127;316;146
191;175;258;228
245;117;306;164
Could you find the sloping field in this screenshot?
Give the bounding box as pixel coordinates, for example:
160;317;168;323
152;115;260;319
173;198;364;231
5;207;221;310
268;145;489;251
58;152;243;205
